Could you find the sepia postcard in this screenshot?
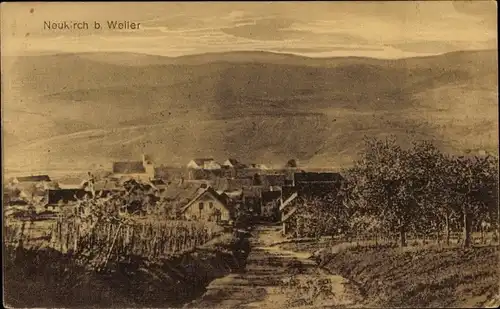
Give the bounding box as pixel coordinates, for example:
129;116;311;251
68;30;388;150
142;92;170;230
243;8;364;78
1;1;499;308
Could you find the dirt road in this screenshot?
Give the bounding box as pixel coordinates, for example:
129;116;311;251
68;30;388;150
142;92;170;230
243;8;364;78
184;225;363;309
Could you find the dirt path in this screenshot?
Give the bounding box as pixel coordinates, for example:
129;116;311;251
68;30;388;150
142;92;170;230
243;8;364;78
184;225;363;309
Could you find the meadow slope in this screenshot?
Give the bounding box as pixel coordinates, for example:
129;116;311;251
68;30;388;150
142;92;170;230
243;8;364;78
2;50;497;172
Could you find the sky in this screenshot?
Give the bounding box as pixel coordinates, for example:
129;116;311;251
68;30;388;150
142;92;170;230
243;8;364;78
1;1;497;59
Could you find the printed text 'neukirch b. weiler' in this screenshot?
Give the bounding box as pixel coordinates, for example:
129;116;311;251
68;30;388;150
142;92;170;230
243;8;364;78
43;21;141;30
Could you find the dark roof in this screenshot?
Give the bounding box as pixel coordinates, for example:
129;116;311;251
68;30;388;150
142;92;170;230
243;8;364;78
151;179;166;186
46;189;91;205
112;161;145;174
294;172;343;183
193;158;214;166
161;183;201;201
262;190;281;203
16;175;51;182
9;200;29;206
263;174;286;186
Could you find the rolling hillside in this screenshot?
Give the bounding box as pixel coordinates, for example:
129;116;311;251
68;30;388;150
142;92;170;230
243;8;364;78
2;50;498;172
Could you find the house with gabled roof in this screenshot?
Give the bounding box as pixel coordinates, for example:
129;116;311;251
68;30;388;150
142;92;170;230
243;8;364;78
9;174;56;200
187;158;222;180
180;186;233;223
11;174;53;190
221;158;247;178
187;158;221;170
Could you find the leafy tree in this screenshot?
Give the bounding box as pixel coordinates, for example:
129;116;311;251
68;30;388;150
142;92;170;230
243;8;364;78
347;136;421;247
345;136;498;248
443;155;498;247
288;190;348;238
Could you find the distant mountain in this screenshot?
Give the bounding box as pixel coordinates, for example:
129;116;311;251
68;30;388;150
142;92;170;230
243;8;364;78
2;50;498;172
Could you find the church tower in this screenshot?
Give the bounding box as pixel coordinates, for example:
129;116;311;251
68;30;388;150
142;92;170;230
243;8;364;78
142;154;155;180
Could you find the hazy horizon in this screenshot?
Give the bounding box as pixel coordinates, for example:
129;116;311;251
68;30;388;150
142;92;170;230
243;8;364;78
3;47;498;61
1;1;497;59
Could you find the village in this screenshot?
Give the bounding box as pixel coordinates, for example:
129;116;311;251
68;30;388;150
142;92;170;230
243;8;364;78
4;141;500;308
3;2;499;306
4;154;342;235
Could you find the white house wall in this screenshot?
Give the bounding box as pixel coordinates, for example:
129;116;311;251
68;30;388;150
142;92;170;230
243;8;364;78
183;192;230;221
187;161;202;169
204;161;221;170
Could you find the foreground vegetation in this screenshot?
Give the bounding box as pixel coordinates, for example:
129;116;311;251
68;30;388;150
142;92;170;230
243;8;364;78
288;136;499;249
275;238;500;308
281;135;499;308
3;183;252;308
3;233;248;308
319;244;499;308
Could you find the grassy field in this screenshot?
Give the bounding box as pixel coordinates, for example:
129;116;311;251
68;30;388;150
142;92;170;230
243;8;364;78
280;239;499;308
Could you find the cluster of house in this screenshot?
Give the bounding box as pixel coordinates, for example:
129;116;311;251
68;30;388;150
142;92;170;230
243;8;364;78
5;155;163;208
5;154;343;234
182;157;343;233
186;158;270;180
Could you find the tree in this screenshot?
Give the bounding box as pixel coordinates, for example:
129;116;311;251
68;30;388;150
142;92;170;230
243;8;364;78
443;155;498;247
347;136;421;247
286;159;298;168
404;140;450;243
347;137;498;248
288;189;348;238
